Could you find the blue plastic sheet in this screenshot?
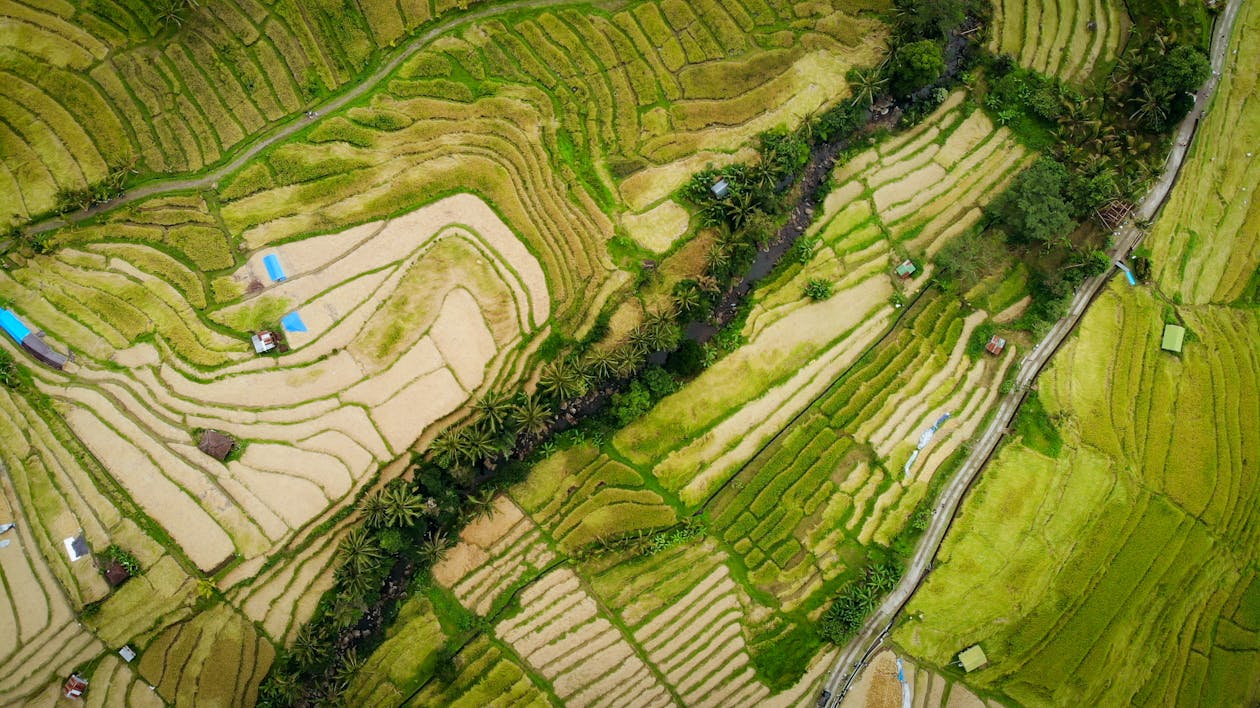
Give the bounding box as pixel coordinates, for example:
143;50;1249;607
0;309;32;342
281;311;307;333
263;254;287;282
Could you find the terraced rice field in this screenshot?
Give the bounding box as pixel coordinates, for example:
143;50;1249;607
0;0;503;222
897;7;1260;703
136;604;274;706
895;286;1260;706
0;0;899;701
337;95;1040;705
990;0;1128;82
3;192;546;574
615;96;1030;510
1146;0;1260;305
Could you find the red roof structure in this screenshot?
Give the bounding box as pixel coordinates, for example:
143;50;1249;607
985;335;1007;356
63;674;88;699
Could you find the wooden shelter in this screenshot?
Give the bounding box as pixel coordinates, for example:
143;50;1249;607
1096;199;1135;230
198;430;236;461
895;259;917;279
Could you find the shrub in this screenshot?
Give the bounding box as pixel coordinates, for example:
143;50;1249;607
793;236;819;264
0;349;21;388
803;278;833;300
642;366;678;398
610;380;652;426
965;321;996;360
101;544;142;576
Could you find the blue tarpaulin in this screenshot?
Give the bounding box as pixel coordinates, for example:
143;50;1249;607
0;309;32;343
281;311;307;333
263;254;287;282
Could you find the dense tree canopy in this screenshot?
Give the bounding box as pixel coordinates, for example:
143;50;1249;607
1156;45;1211;96
988;158;1077;247
890;40;945;96
893;0;968;39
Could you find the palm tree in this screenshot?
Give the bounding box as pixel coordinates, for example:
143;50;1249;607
381;481;425;528
1129;84;1171;128
359;491;388;529
705;241;731;276
511;395;552;435
154;0;185;27
795;109;819;144
462;425;499;465
291;625;325;671
849;67;887;107
633;311;680;353
612;345;642;378
337;528;385;574
469;488;497;518
538;359;587;403
726;191;757;229
474;391;514;433
427;429;460;469
419;530;451;564
334;649;366;685
265;670;301;706
673;282;704;318
582;347;619;383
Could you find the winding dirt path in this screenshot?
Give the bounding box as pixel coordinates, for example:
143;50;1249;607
818;0;1245;703
23;0;594;237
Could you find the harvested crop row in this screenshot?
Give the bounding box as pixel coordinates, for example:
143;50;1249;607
991;0;1127;83
496;567;672;706
633;564;772;705
433;495;557;616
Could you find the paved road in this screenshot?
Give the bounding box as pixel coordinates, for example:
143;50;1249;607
820;1;1243;704
23;0;587;237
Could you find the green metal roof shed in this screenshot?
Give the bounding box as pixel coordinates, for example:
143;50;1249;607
958;645;988;672
1161;324;1186;353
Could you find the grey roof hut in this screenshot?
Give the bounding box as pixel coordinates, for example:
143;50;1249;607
198;430;236;461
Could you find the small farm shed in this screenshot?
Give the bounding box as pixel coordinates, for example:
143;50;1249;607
1161;324;1185;353
63;674;88;699
198;430;236;461
985;335;1007;356
252;330;278;354
895;259;917;279
711;179;730;198
958;645;988;672
0;308;68;369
